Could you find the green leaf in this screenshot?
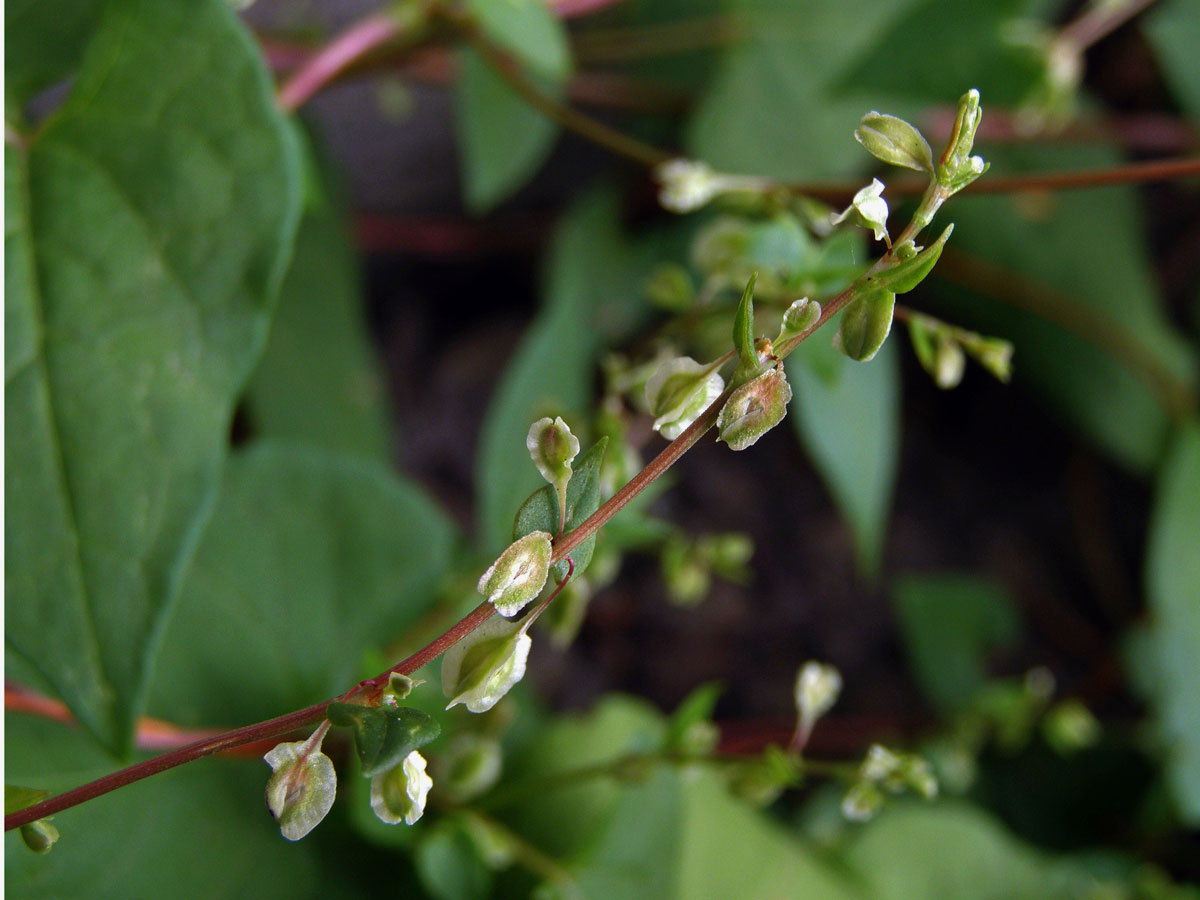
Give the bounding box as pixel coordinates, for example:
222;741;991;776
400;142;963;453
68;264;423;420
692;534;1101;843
932;143;1196;473
513;438;608;583
4;716;325;897
685;0;917;180
246;141;391;461
1141;421;1200;824
476;188;637;551
786;336;900;575
662;681;722;752
415;818;493;900
5;785;49;816
148;442;457;726
4;0;104;110
868;224;954;295
464;0;572;81
326;703;440;778
456;47;561;213
733;273;757;364
1143;0;1200;122
4;0;302;754
892;573;1019;713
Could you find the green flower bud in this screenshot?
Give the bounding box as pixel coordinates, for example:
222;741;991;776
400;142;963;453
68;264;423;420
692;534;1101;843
717;365;792;451
478;531;552;617
962;334;1013;383
841;781;884;822
831;178;889;244
539;574;592;647
932;338;965;389
370;750;433;825
698;532;754;582
442;616;532;713
937;89;989;193
438;735;504;802
834;288;895;362
264;733;337;841
900;755;939;800
855;112;934;174
646;263;696;311
1043;699;1101;755
381;672;420;705
794;661;843;746
661;536;711;606
777;297;822;345
20;819;60;854
657;158;723;213
527;417;579;528
860;743;903;784
645;357;725;440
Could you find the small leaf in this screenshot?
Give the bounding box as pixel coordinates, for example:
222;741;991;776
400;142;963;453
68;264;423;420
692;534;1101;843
464;0;571;81
5;785;50;815
733;273;758;367
867;224;954;294
854;112;934;174
326;703;441;778
513;438;608;583
835;288;896;362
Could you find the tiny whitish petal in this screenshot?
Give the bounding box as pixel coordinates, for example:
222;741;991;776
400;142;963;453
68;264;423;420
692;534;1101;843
656;158;721;213
831;179;889;243
794;661;842;723
478;531;553;617
264;741;337;841
442;616;532;713
370;750;433;825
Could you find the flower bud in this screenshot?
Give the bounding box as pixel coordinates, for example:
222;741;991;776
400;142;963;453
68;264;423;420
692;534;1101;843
831;178;889;244
442;616;532;713
855;112;934;174
438;735;503;802
20;820;60;854
1043;699;1101;755
860;743;903;784
777;297;821;345
933;338;965;389
657;158;723;213
264;736;337;841
717;365;791;451
646;263;695;311
370;750;433;825
962;334;1013;383
645;357;725;440
794;661;842;745
478;531;552;617
937;89;989;193
381;672;420;705
527;417;579;526
841;781;884;822
834;288;895;362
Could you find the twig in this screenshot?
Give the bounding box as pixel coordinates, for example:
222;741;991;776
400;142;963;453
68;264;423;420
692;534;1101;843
277;12;406;112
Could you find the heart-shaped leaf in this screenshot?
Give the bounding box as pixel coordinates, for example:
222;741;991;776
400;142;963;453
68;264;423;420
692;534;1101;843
327;703;441;778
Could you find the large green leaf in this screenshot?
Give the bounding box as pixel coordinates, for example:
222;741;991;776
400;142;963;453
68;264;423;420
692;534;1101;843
148;442;457;727
464;0;572;81
4;716;322;900
4;0;302;754
1141;421;1200;824
786;333;901;575
842;802;1096;899
1143;0;1200;122
245;155;391;462
4;0;104;110
892;573;1019;713
932;143;1195;473
476;189;639;551
686;0;917;179
455;47;561;213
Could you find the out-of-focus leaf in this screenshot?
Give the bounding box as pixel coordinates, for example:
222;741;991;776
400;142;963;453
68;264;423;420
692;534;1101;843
513;438;607;583
1143;0;1200;121
786;334;900;575
1140;421;1200;824
932;144;1196;473
246;153;390;461
149;442;457;726
416;818;493;900
456;47;561;213
835;0;1045;108
842;802;1099;899
686;0;916;179
3;716;322;898
4;0;301;754
464;0;571;81
477;188;661;552
892;573;1020;713
4;0;104;109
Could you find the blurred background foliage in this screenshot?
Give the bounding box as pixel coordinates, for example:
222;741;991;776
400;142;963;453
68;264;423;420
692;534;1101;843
5;0;1199;896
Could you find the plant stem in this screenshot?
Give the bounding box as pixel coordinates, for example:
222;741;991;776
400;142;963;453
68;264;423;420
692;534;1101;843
277;11;408;112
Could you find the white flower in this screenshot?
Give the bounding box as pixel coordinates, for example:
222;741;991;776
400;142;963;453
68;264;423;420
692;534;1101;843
370;750;433;825
645;356;725;440
264;736;337;841
831;178;890;243
442;616;532;713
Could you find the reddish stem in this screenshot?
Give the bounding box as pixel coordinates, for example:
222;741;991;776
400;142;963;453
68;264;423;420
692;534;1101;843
277;12;402;112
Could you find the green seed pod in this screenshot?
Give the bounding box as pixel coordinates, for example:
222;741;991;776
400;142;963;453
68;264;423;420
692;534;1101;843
19;819;60;854
716;365;792;451
834;288;895;362
777;297;821;345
